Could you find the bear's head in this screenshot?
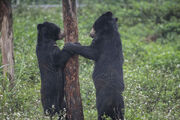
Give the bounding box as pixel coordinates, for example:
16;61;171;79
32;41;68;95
37;22;65;41
90;11;118;38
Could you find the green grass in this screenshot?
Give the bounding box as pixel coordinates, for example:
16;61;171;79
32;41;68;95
0;1;180;119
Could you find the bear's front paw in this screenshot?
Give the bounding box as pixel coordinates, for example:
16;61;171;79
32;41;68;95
63;42;76;53
64;42;81;50
64;42;73;49
74;42;81;45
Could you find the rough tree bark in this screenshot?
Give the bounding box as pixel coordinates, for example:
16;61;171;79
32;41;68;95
0;0;15;89
62;0;84;120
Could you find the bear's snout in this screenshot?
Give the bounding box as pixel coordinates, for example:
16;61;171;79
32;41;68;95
90;28;95;38
59;31;65;40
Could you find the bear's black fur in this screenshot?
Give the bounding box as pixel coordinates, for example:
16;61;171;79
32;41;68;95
64;12;125;120
36;22;72;117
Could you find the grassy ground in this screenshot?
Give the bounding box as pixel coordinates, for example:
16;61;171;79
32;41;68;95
0;1;180;120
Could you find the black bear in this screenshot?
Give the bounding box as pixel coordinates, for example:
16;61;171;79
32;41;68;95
64;12;125;120
36;22;72;118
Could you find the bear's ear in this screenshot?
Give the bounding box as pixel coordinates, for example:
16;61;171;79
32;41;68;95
105;11;113;17
115;17;118;22
43;21;49;25
37;24;43;30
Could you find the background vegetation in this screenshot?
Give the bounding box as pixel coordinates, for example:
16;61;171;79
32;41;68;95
0;0;180;119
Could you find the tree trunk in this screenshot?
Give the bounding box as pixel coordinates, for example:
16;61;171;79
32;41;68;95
62;0;84;120
0;0;15;89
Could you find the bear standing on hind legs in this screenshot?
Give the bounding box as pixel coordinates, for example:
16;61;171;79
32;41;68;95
36;22;73;118
64;12;125;120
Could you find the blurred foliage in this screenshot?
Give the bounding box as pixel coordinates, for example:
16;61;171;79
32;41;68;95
0;0;180;119
11;0;60;5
